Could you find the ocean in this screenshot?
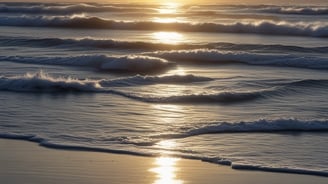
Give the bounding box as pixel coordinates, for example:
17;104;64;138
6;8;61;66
0;2;328;177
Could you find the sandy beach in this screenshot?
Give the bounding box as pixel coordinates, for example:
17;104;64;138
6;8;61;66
0;139;326;184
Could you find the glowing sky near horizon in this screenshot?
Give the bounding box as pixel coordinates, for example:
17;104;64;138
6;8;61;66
1;0;327;5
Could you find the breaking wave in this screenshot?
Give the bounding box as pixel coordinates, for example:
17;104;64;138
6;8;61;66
111;90;268;104
0;71;212;93
150;49;328;69
2;3;328;17
100;74;213;87
0;15;328;37
183;119;328;137
1;36;328;53
0;55;173;73
1;118;328;177
0;36;200;50
261;6;328;15
0;3;156;15
1;72;327;105
0;71;102;92
0;71;266;103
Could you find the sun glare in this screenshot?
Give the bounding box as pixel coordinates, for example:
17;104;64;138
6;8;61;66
156;140;177;149
152;17;179;23
167;67;186;75
157;2;180;14
152;32;184;44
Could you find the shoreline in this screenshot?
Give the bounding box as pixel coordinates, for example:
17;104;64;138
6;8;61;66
1;138;327;184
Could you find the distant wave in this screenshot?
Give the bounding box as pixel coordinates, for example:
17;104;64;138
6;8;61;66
1;36;328;53
0;36;201;50
261;6;328;15
0;71;212;93
1;71;327;104
1;15;328;37
150;49;328;69
0;71;265;103
111;90;268;104
0;71;102;92
151;118;328;140
0;55;173;73
0;3;155;15
100;74;213;87
211;43;328;53
215;4;328;15
1;3;327;16
272;79;328;88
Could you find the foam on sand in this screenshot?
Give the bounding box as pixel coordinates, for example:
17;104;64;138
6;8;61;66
1;139;328;184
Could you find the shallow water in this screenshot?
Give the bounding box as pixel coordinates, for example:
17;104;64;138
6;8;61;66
0;2;328;176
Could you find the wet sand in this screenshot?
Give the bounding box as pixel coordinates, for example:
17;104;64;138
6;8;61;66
0;139;327;184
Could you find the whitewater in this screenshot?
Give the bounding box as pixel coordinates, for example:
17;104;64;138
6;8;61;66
0;2;328;177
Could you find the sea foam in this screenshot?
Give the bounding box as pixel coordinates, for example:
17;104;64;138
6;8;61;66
0;71;101;92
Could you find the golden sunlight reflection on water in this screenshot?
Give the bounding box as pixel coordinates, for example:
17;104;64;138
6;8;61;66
152;32;184;44
166;67;187;75
156;140;177;149
150;157;183;184
152;17;181;23
157;2;180;14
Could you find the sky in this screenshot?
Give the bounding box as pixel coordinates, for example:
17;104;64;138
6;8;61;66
1;0;327;5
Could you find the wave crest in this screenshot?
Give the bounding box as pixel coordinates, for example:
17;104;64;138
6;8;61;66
150;49;328;69
0;36;202;50
109;90;267;104
1;15;327;37
1;36;328;53
0;3;155;15
0;71;101;92
100;74;213;87
261;6;328;15
0;55;173;73
185;119;328;136
0;72;213;93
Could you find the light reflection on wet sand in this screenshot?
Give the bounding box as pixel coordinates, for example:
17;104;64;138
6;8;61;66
150;157;183;184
